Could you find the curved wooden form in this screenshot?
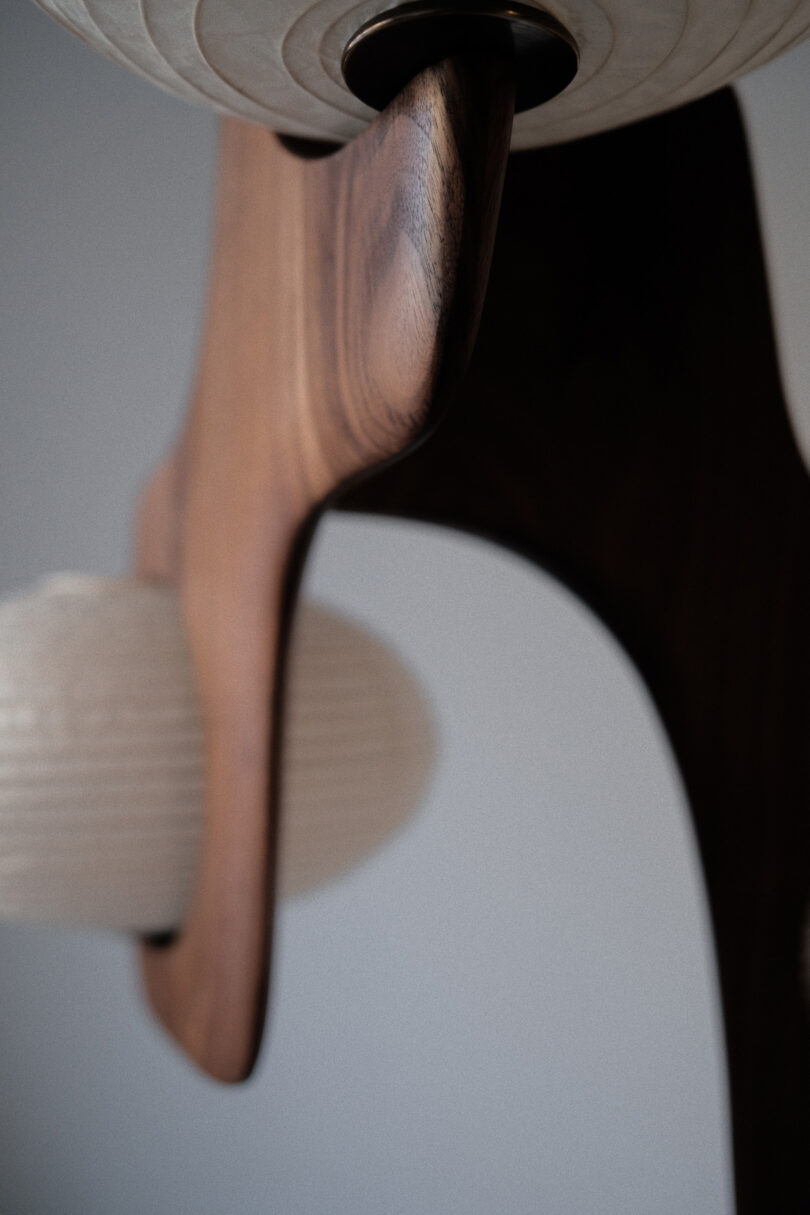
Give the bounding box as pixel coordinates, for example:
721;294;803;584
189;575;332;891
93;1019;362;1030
341;89;810;1214
135;54;515;1082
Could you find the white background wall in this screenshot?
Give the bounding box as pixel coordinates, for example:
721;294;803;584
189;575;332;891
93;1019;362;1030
1;3;809;1211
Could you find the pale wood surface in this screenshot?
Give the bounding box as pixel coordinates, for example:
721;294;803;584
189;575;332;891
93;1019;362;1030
135;55;514;1081
33;0;810;147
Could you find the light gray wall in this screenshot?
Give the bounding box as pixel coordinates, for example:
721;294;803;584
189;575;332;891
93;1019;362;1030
2;3;809;1211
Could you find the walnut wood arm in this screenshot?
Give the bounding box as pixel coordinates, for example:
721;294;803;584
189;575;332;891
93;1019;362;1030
342;89;810;1215
134;55;515;1082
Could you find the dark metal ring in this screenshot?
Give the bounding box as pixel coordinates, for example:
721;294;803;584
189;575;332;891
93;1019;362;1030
342;2;578;114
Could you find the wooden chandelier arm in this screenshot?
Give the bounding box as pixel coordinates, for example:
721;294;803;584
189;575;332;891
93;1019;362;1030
135;54;515;1083
341;89;810;1214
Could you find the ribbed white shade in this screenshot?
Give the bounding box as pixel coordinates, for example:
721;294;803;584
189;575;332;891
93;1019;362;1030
0;576;434;930
32;0;810;149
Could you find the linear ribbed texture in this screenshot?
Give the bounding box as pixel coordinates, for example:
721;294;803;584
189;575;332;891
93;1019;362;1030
0;577;434;929
32;0;810;148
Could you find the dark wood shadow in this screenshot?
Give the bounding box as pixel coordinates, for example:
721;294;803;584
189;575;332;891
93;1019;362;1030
339;89;810;1215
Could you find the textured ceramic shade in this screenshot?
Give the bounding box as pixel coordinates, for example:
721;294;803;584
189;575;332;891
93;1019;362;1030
33;0;810;148
0;578;435;930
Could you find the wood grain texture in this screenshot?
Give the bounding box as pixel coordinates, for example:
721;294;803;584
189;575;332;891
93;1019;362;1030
341;89;810;1214
134;54;514;1082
